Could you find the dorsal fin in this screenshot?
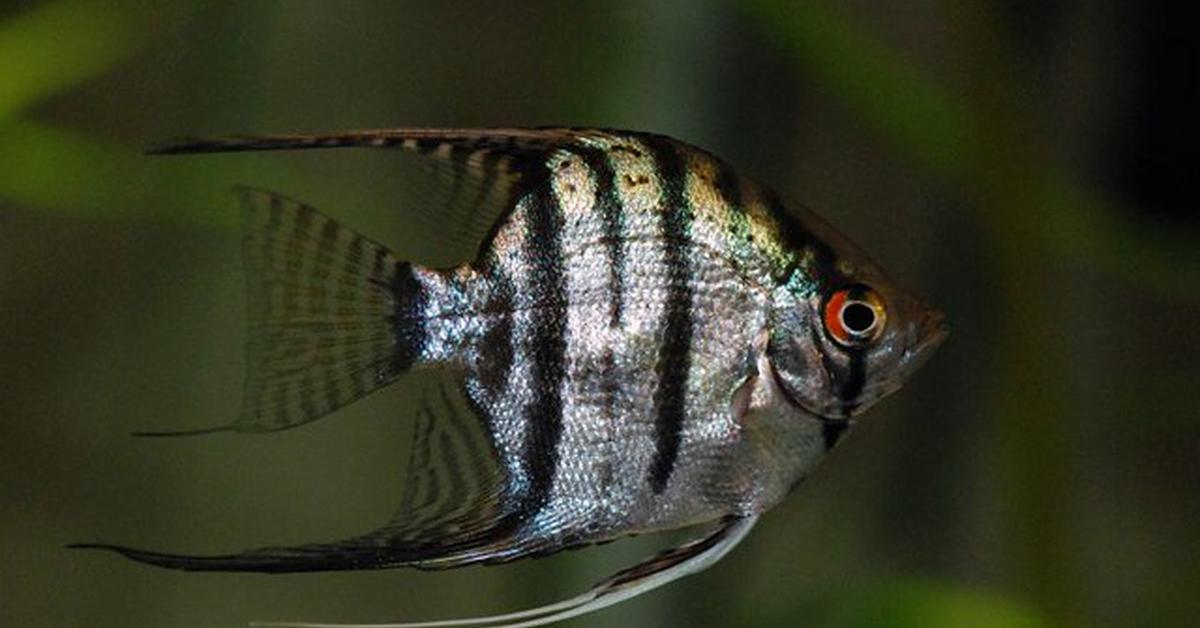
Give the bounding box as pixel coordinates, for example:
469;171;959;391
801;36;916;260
149;128;600;259
147;127;595;156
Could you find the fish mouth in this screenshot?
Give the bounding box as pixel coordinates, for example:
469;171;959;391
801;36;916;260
847;308;947;409
898;309;948;380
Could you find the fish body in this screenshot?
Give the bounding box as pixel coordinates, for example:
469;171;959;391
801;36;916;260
419;133;815;544
73;128;946;626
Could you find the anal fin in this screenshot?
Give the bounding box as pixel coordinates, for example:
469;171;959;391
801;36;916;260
245;516;759;628
74;374;543;574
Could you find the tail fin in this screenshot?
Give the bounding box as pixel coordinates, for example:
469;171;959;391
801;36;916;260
139;188;427;436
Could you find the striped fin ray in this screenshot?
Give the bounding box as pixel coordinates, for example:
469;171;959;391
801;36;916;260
389;377;506;548
244;517;759;628
137;188;423;436
75;375;525;572
149;128;595;261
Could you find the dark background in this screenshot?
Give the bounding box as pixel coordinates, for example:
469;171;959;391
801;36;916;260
2;1;1196;627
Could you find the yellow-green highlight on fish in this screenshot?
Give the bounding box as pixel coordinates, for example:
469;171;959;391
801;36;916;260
70;128;946;628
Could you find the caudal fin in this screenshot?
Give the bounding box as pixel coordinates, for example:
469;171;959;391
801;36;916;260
139;188;428;435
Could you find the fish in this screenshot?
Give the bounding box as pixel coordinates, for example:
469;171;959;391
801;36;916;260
70;128;947;627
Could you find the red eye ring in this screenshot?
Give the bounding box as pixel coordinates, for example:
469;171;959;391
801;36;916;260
823;286;887;348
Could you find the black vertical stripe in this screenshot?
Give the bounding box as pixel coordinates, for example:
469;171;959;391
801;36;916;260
642;135;694;494
810;324;867;416
520;168;567;515
822;420;850;451
415;138;441;154
573;148;625;327
343;235;364;285
804;325;856;450
388;261;426;374
371;248;389;281
399;399;437;515
571;148;624;493
839;353;866;414
713;158;744;212
763;190;839;284
770;188;866;417
319;215;340;243
293;202;314;240
267;194;284;228
476;273;514;398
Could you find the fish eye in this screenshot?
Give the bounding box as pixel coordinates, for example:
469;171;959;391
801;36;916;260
823;285;887;348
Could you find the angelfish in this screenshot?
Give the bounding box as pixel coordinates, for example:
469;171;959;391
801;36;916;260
72;128;946;627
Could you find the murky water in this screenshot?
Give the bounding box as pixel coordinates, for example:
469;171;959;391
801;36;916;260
3;2;1197;627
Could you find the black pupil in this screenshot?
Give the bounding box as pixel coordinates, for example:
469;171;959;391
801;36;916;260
842;302;876;334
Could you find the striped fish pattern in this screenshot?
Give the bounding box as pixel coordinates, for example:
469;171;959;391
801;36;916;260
73;128;946;627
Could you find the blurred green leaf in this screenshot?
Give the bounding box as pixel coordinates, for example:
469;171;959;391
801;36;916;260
0;120;143;212
740;0;1199;296
0;0;158;119
737;0;970;177
824;581;1056;628
0;119;308;229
